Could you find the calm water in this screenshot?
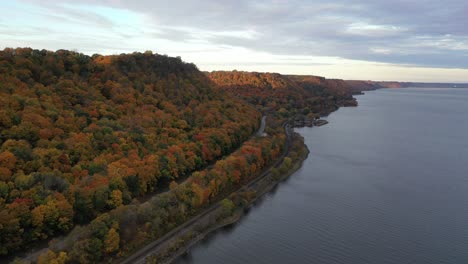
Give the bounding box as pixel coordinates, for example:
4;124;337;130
177;88;468;264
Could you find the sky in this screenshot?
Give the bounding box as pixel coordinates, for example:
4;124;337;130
2;0;468;82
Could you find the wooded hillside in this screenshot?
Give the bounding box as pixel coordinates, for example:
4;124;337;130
208;71;360;117
0;48;260;255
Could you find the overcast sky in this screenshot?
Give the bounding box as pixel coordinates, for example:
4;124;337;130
2;0;468;82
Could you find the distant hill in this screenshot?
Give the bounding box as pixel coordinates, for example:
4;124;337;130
375;82;468;88
208;71;361;117
345;80;468;89
345;80;384;91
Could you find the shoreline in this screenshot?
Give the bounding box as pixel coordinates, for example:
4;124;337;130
143;133;309;264
119;106;349;264
116;118;286;264
12;116;268;264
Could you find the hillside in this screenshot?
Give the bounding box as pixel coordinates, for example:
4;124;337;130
208;71;360;117
1;49;380;262
0;48;260;256
345;80;384;92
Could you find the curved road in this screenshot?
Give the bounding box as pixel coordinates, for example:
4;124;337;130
256;116;267;136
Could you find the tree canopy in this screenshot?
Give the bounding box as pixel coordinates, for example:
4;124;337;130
0;48;260;255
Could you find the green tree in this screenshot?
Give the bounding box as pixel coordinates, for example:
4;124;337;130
220;198;235;217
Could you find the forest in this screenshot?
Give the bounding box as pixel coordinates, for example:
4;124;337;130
208;71;362;118
28;130;285;263
0;48;364;263
0;48;260;257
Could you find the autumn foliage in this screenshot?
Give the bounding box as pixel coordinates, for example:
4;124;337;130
1;48;363;262
43;131;285;263
0;48;260;255
208;71;358;116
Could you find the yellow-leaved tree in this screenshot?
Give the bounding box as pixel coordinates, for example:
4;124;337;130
104;228;120;254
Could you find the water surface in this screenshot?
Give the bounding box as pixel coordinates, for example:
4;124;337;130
177;88;468;264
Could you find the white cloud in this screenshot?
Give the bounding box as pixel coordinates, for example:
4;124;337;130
370;48;392;55
346;22;406;37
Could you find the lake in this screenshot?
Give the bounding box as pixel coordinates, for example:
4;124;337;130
176;88;468;264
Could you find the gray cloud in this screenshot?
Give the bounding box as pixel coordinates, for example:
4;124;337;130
18;0;468;68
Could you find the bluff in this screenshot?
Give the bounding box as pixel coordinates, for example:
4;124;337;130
0;48;260;255
208;71;362;117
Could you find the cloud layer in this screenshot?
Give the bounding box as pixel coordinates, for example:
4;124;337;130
2;0;468;81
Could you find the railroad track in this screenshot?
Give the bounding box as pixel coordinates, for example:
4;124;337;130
119;120;292;264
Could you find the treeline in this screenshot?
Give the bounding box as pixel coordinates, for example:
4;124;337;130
0;48;260;255
208;71;359;117
35;131;285;263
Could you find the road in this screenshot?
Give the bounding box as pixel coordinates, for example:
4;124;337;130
17;116;268;263
119;120;292;264
256;116;267;136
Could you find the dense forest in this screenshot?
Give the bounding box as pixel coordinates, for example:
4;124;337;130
208;71;361;118
35;131;285;263
1;48;368;263
0;48;261;256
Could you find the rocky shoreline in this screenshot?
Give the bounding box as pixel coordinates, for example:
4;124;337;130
293;116;329;127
